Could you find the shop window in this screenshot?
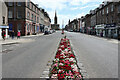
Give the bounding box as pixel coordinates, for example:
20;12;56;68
8;10;13;18
17;24;22;31
17;2;22;6
27;24;29;32
2;16;5;24
8;2;13;6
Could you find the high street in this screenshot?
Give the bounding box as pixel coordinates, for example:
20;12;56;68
2;31;119;78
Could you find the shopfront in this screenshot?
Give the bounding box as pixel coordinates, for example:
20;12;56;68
95;24;105;37
0;26;9;39
105;23;118;38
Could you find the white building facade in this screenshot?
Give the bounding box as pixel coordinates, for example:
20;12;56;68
0;1;9;39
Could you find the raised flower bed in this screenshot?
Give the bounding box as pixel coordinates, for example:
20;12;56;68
49;36;83;79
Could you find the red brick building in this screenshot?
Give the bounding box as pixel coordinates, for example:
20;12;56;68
6;1;41;36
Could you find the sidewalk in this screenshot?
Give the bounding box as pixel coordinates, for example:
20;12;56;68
0;33;44;45
83;33;119;44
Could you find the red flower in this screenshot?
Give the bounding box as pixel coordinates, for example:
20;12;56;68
59;60;64;63
64;65;72;70
55;54;60;58
58;73;65;79
69;54;75;58
59;56;64;59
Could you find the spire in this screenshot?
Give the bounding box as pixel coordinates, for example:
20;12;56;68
54;10;57;24
55;10;57;17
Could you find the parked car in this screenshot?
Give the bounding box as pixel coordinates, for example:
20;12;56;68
53;30;56;33
70;30;73;32
49;30;53;34
44;31;49;35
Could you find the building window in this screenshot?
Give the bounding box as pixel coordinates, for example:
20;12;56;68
32;14;33;20
27;2;30;8
102;9;104;15
118;5;120;13
32;5;33;10
17;2;22;6
27;11;30;19
111;16;113;23
37;17;39;23
8;2;13;6
8;10;13;18
17;23;22;31
35;16;36;22
17;11;22;19
2;16;5;24
111;4;114;12
35;7;36;12
107;7;108;14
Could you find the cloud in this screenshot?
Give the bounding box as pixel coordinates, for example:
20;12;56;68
71;4;99;10
71;7;79;10
31;0;69;10
69;0;103;5
31;0;104;28
69;0;81;6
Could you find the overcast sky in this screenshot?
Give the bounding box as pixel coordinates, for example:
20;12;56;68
31;0;104;28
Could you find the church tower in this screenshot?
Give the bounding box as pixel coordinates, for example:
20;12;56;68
51;10;59;30
54;11;57;24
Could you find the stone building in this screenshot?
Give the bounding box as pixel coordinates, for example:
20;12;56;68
6;0;51;36
95;2;120;38
0;1;9;39
84;14;91;34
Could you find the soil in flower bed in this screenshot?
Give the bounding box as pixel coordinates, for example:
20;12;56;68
49;36;83;80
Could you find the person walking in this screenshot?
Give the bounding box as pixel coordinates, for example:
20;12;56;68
2;30;6;40
17;31;21;39
11;30;15;39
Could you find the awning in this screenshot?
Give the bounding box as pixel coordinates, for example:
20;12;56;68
0;26;9;28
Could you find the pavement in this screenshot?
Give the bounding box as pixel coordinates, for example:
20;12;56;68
0;33;44;45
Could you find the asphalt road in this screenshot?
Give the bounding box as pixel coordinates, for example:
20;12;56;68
2;32;62;78
66;32;118;78
2;31;118;78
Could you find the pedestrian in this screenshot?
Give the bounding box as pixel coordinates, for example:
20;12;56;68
100;32;103;37
2;30;6;40
11;30;15;39
17;31;21;39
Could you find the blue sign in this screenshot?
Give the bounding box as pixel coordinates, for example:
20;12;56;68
8;24;13;31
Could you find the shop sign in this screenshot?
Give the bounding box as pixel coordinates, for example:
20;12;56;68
0;26;9;29
105;23;116;28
